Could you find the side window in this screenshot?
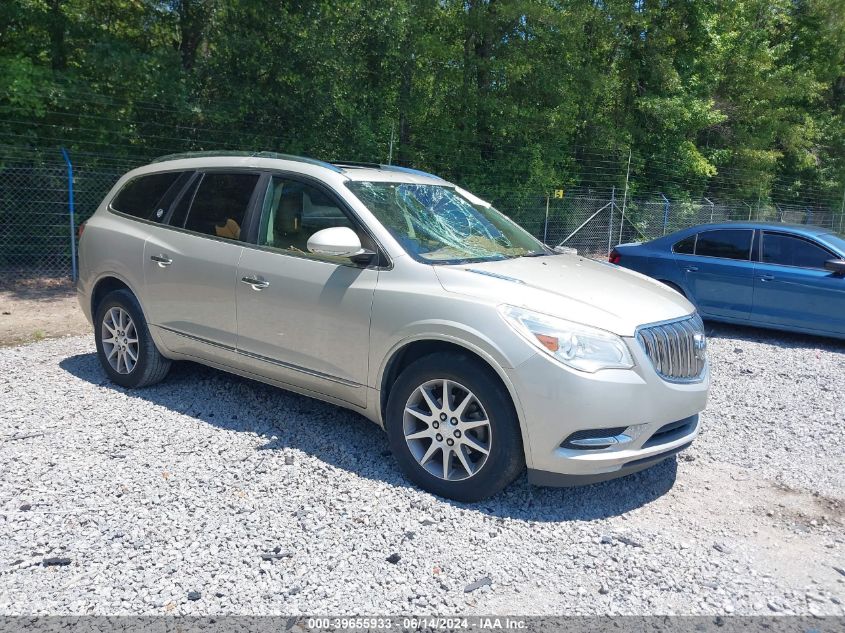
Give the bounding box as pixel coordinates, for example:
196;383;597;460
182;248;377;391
672;235;696;254
168;175;200;228
762;233;832;269
111;172;185;222
181;173;259;241
694;229;753;260
257;177;374;258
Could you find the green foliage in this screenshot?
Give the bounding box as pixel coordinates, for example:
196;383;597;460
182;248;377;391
0;0;843;209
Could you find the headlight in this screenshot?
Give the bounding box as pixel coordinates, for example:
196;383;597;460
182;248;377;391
498;305;633;373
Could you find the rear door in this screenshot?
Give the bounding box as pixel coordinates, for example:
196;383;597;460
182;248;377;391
143;171;262;358
751;231;845;335
672;228;755;319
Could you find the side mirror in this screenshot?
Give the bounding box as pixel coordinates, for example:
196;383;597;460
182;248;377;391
307;227;375;264
824;258;845;275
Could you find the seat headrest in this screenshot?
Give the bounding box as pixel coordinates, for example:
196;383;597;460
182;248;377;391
277;189;303;234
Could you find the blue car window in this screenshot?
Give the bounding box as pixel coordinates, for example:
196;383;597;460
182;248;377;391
761;233;833;269
673;235;696;254
694;229;753;260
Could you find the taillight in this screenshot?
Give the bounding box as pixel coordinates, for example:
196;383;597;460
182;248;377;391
609;248;621;264
77;222;86;239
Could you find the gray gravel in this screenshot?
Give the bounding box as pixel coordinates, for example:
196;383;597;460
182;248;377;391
0;325;843;615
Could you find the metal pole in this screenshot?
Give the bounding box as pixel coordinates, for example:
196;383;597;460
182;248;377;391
704;197;714;222
661;193;670;235
387;124;395;165
619;148;631;243
608;187;615;253
60;147;77;282
558;201;613;247
543;193;550;244
839;185;845;233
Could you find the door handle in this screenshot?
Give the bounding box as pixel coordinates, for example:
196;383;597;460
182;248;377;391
241;275;270;290
760;274;775;282
685;266;698;272
150;254;172;267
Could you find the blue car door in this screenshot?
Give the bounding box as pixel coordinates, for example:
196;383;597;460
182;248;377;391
752;231;845;336
672;228;755;319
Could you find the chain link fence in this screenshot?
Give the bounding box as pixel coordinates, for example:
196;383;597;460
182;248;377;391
493;190;845;260
0;157;123;281
1;151;843;282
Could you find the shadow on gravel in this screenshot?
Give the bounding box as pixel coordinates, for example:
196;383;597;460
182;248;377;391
60;352;677;522
705;321;845;352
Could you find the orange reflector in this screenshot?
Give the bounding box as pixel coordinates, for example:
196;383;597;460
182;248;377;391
535;334;559;352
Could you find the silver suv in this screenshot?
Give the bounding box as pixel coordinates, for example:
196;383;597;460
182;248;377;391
78;152;709;501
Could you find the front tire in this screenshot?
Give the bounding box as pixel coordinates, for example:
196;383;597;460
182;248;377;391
385;352;524;502
94;289;171;388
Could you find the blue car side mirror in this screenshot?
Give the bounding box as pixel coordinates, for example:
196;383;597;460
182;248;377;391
824;259;845;275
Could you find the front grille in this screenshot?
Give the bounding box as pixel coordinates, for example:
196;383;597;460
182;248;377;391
636;314;706;382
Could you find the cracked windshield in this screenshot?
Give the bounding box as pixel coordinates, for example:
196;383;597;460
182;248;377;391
347;182;545;263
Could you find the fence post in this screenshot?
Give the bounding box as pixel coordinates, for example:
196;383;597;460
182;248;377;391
661;193;670;235
619;149;631;245
704;197;714;223
543;193;550;244
608;187;615;253
60;147;77;281
839;185;845;233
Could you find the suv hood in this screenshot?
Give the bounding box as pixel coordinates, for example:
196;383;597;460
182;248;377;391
434;254;693;337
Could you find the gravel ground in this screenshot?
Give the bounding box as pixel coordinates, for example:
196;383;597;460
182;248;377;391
0;325;843;616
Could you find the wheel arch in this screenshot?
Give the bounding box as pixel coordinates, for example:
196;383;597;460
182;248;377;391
377;336;531;461
90;272;172;361
91;274;134;315
90;273;156;335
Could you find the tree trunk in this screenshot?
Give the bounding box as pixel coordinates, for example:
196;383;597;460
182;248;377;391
177;0;211;72
47;0;66;71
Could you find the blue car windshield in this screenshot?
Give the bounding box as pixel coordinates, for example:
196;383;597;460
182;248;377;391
346;182;544;263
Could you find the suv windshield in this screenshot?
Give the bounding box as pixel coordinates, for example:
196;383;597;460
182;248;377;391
346;181;545;264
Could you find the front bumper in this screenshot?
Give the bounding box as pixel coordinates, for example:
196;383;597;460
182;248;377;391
505;337;708;486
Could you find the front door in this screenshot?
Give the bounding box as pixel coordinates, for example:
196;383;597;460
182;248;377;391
752;231;845;335
234;175;379;407
143;171;261;358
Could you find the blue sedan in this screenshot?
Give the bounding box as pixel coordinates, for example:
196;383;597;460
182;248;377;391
610;222;845;339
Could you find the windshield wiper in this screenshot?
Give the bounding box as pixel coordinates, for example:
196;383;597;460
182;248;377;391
520;250;551;257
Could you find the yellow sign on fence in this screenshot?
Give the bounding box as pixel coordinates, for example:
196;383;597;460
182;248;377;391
553;189;565;199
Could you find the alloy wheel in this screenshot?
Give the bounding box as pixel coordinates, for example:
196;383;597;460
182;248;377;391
101;307;139;375
403;379;492;481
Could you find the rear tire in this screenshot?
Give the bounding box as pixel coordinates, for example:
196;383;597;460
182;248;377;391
94;289;171;388
385;352;524;502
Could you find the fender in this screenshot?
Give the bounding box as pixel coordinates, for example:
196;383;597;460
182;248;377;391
374;327;537;467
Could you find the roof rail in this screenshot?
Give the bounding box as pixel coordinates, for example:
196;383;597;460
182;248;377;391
380;164;446;181
151;150;344;173
332;161;382;169
331;160;445;181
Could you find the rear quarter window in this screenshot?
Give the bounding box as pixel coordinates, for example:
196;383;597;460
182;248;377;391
111;172;185;221
672;235;696;254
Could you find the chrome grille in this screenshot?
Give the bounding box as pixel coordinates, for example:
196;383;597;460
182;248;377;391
636;314;706;382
